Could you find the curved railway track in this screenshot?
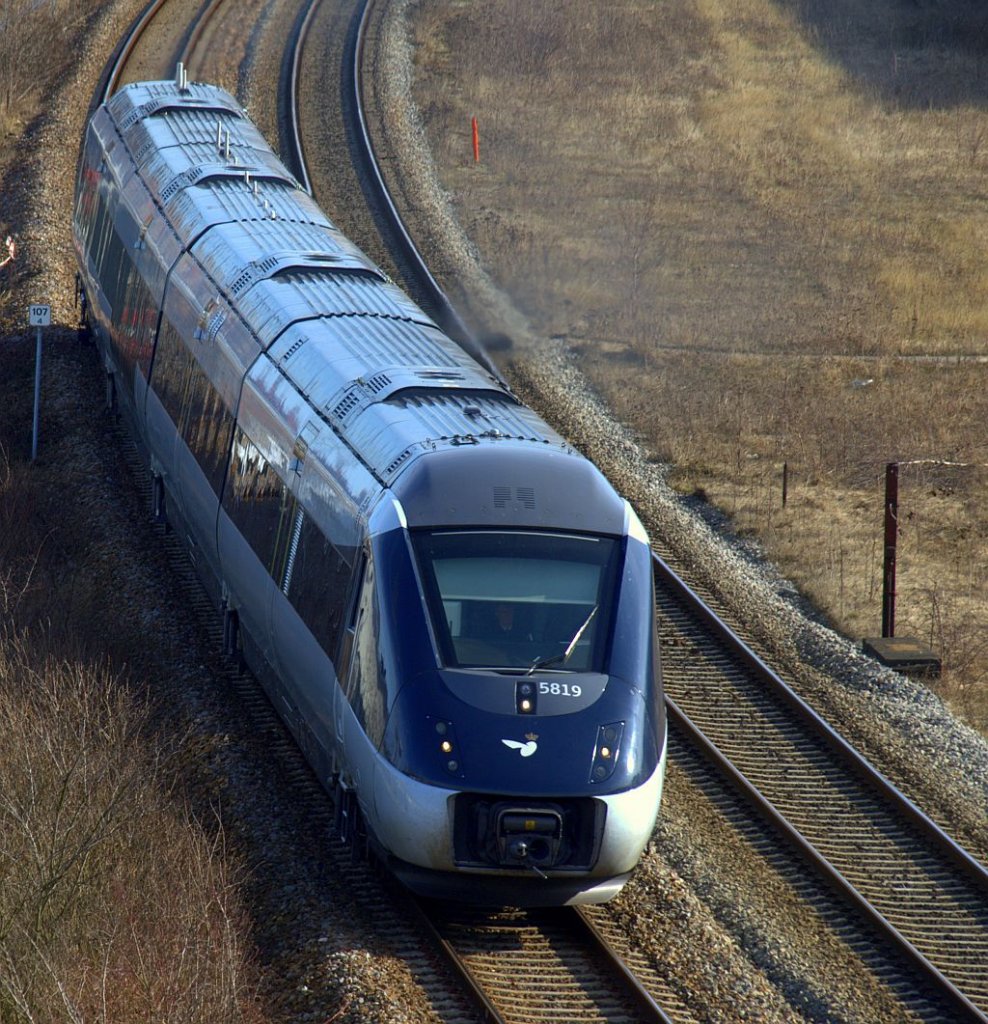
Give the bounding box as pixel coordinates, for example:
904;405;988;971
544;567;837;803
339;8;988;1021
93;3;988;1023
654;553;988;1023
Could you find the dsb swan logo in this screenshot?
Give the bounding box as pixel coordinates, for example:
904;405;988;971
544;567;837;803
502;733;539;757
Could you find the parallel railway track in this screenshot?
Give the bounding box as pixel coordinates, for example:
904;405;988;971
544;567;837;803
94;2;988;1022
653;552;988;1023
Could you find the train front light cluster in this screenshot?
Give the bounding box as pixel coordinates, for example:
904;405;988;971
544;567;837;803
434;719;461;774
515;680;537;714
590;722;624;783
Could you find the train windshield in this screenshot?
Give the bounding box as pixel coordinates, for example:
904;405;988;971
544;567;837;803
411;530;620;671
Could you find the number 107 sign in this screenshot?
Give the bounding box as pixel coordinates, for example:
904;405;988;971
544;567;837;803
29;304;51;327
28;303;50;461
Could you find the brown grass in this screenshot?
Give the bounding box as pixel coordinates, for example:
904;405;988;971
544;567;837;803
0;5;267;1021
0;415;264;1022
0;632;262;1023
411;0;988;732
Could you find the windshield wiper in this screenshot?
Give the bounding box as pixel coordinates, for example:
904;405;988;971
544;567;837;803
526;606;597;676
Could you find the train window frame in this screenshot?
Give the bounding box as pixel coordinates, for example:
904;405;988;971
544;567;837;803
341;550;387;747
222;426;293;573
410;529;622;673
336;549;367;681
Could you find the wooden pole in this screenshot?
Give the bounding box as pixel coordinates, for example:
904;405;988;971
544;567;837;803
881;462;898;638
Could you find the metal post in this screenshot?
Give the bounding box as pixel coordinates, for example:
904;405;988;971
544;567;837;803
881;462;898;638
31;324;42;461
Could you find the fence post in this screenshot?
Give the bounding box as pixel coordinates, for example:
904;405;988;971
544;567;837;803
881;462;898;637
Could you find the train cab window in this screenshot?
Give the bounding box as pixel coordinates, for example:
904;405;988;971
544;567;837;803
411;530;619;672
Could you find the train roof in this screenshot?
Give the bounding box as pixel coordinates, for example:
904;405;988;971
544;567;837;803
97;80;626;533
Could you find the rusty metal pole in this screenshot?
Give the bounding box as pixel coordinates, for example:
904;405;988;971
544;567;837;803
881;462;899;638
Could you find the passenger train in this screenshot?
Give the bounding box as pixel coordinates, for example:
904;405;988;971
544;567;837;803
72;76;666;905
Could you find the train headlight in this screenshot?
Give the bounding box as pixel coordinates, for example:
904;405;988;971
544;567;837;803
590;722;624;783
515;680;538;714
432;719;462;775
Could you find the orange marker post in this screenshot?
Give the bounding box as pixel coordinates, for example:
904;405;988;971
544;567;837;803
472;116;480;163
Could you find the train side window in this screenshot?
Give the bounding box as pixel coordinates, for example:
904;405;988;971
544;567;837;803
286;515;353;659
100;227;126;319
117;265;158;381
335;552;365;687
74;141;104;254
223;426;293;574
90;186;115;276
179;361;235;497
343;553;386;748
150;318;187;425
151;318;234;496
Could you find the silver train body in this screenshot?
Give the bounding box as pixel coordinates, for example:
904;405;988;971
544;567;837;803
72;79;666;905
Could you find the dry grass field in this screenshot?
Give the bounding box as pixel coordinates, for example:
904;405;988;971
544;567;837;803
410;0;988;732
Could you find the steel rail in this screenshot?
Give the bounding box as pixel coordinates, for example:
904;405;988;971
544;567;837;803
402;896;508;1024
655;551;988;1023
102;0;171;98
350;1;506;381
571;908;677;1024
285;0;319;195
669;699;987;1023
652;551;988;891
99;0;225;105
177;0;227;73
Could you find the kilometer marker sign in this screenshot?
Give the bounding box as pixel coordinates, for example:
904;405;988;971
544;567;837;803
29;304;51;326
28;303;51;459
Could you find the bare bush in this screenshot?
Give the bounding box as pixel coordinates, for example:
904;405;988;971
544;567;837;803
0;632;262;1023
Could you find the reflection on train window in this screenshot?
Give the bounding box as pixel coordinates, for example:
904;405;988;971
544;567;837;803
344;553;387;747
286;514;355;659
411;531;619;671
224;427;295;576
73;135;104;253
150;318;234;495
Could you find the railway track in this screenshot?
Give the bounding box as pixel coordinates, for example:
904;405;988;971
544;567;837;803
91;2;988;1023
406;900;683;1024
652;552;988;1023
334;7;988;1022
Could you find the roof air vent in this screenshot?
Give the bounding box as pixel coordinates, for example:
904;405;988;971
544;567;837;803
493;486;536;510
